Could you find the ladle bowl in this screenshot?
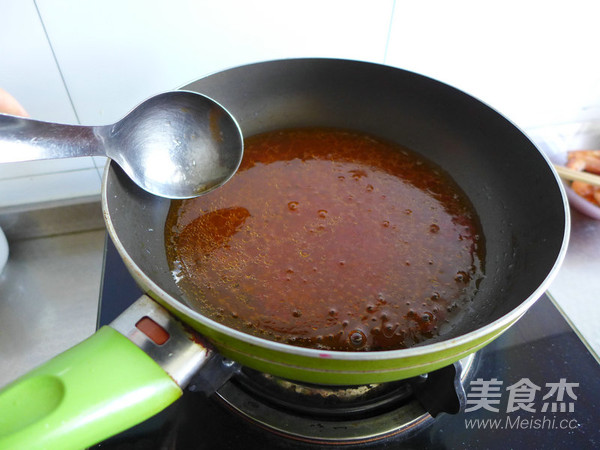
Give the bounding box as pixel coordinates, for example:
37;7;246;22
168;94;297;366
0;91;244;199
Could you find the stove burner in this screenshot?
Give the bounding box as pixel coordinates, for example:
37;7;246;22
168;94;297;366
95;239;600;450
216;354;475;445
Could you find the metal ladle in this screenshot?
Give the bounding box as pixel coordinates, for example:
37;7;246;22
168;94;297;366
0;91;243;199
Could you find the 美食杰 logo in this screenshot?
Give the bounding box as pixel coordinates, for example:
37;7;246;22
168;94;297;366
463;378;580;431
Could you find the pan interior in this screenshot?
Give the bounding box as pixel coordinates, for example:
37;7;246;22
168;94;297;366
104;59;567;347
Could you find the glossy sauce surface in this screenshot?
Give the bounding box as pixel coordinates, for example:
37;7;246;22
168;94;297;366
165;128;485;351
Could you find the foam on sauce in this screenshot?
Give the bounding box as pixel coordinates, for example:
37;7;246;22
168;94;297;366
165;128;485;351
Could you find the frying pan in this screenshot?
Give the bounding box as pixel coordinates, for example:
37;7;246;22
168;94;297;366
0;59;569;449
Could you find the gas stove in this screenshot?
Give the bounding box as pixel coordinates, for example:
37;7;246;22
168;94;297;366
94;237;600;449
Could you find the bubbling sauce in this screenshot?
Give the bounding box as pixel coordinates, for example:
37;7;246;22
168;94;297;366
165;128;485;351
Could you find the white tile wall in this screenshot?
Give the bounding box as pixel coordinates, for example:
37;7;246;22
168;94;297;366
3;0;599;207
0;0;100;208
35;0;394;124
385;1;600;128
0;1;75;123
2;0;394;207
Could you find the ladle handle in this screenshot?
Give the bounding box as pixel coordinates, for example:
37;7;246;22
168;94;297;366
0;113;104;163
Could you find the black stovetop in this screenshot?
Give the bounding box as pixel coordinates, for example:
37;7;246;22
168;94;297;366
94;237;600;449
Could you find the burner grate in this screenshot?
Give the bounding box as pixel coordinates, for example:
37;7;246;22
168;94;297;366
216;354;475;445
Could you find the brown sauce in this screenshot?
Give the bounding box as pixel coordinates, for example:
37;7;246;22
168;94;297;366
165;128;485;351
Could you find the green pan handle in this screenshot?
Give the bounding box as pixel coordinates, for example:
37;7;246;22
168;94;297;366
0;326;180;450
0;295;213;450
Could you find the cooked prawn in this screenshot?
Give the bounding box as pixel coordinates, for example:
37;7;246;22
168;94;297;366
566;150;600;207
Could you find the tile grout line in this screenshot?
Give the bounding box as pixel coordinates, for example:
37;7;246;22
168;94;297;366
33;1;104;181
382;0;397;64
33;0;81;126
0;166;100;182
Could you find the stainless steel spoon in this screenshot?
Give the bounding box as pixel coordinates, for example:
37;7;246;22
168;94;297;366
0;91;243;199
